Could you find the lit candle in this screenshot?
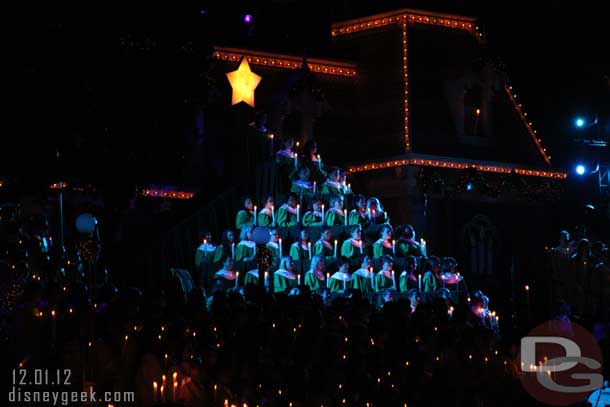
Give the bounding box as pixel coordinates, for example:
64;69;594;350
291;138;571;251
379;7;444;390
370;267;374;290
348;183;351;192
334;240;338;258
203;239;208;259
235;272;239;288
321;204;325;221
343;277;346;292
418;274;422;291
296;204;300;223
367;208;371;221
308;242;312;259
153;381;158;402
327;273;330;288
160;385;165;403
372;209;376;223
271;205;275;225
344;209;347;225
231;243;235;260
392;240;396;256
420;239;427;256
359;242;363;255
253;205;257;226
392;270;396;290
297;274;301;285
279;238;283;257
294;155;298;169
264;271;269;287
317;154;322;169
313;181;316;194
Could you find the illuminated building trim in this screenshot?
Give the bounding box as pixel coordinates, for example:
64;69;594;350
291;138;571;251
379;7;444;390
347;154;567;179
212;47;358;77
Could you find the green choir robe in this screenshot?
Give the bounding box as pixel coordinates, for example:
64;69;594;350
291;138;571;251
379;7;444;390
369;211;390;225
304;270;326;292
349;209;370;227
313;240;334;258
375;271;395;292
213;269;238;292
245;269;271;287
325;208;346;226
351;268;375;295
291;180;316;197
321;181;343;196
399;271;417;292
274;269;297;293
422;271;439;294
341;239;364;259
235;240;256;262
329;272;352;293
257;209;274;227
195;243;220;269
277;204;298;227
235;210;255;230
290;242;310;261
396;239;422;257
302;211;324;227
372;240;394;258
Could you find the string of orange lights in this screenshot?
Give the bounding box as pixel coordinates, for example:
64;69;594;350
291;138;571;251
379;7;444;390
504;85;552;166
212;47;358;78
347;156;567;179
141;189;195;199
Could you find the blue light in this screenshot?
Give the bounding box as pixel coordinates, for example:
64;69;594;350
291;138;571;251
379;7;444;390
575;117;585;128
575;165;586;175
466;182;474;191
243;14;253;23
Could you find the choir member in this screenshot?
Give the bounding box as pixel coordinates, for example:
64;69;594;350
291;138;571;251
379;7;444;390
275;137;298;187
301;140;326;184
195;230;219;269
290;228;311;261
321;167;343;195
257;196;275;227
341;225;364;259
366;197;390;225
374;255;395;292
351;255;375;295
396;224;422;257
313;226;334;259
372;225;394;258
274;256;298;293
213;257;238;292
399;256;418;292
235;196;255;230
302;196;325;227
422;256;441;301
348;194;370;227
235;225;256;263
276;193;299;227
217;229;236;261
324;194;345;226
304;254;327;293
291;166;316;197
340;170;352;195
329;257;352;293
266;227;281;266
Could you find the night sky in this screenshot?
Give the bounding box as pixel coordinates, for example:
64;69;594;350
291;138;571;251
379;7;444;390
10;0;608;187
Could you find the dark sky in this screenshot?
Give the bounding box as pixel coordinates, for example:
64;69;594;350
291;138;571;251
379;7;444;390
9;0;608;183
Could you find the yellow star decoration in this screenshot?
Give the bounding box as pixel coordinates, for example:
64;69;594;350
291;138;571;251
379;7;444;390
225;58;262;107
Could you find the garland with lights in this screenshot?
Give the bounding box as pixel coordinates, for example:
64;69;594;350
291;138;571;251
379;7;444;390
416;166;564;202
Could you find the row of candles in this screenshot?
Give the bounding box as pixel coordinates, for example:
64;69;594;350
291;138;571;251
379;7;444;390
152;372;179;403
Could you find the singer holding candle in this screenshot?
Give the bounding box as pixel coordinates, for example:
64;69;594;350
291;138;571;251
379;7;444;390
421;256;442;302
291;166;316;197
257;196;275;227
301;140;327;184
324;194;346;226
351;255;375;296
216;229;236;265
374;256;395;293
290;228;311;261
313;226;334;259
329;257;352;293
302;196;325;227
399;256;419;292
366;197;390;225
372;225;394;258
234;225;256;263
348;194;370;227
341;225;364;260
395;224;422;257
274;256;298;293
235;196;256;230
304;255;327;293
276;193;299;227
321;167;343;195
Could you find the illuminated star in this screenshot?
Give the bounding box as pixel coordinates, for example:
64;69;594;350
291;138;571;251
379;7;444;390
225;58;262;107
